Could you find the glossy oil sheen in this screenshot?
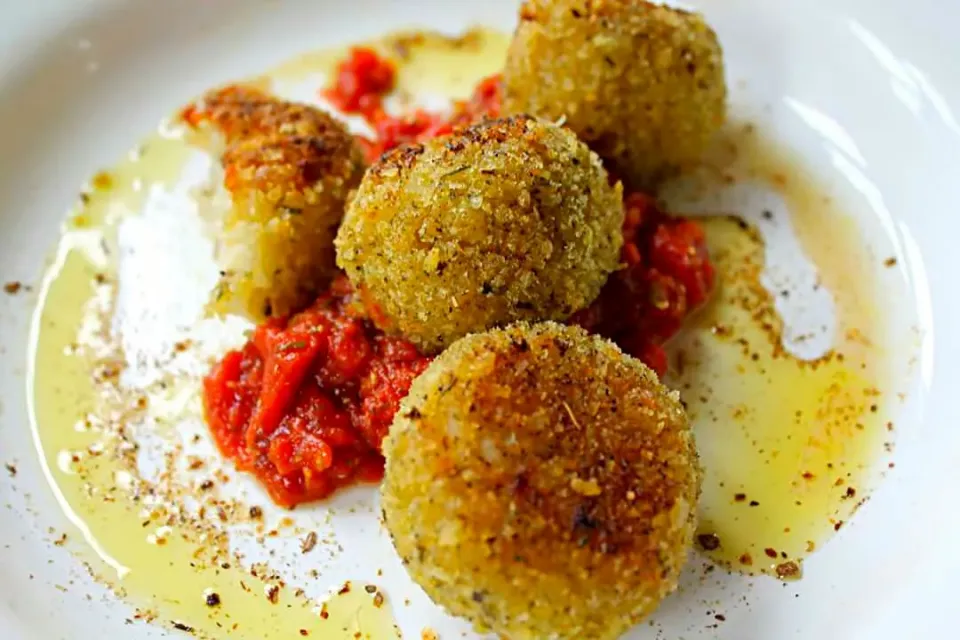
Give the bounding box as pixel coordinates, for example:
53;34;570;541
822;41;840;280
27;27;904;639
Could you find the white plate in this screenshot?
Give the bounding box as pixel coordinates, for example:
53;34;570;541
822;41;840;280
1;1;958;638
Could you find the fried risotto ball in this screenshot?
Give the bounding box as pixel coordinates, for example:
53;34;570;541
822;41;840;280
335;115;623;353
502;0;727;191
184;85;365;320
381;322;700;639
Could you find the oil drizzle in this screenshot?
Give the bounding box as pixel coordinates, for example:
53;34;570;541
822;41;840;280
27;26;901;640
661;120;899;577
667;216;888;577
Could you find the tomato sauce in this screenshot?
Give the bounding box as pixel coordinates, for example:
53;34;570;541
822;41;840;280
324;47;501;163
571;193;714;377
203;277;430;508
203;49;714;507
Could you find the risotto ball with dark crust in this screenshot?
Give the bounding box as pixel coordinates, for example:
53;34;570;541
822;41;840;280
381;322;701;640
335;115;624;353
503;0;727;191
184;86;365;320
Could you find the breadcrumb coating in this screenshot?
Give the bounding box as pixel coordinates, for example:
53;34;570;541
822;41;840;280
335;115;624;353
503;0;727;191
382;322;701;639
184;85;365;319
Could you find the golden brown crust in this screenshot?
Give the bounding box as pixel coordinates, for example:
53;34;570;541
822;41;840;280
222;134;358;211
503;0;727;191
188;85;339;142
368;142;426;176
336;115;624;353
382;322;701;639
184;85;365;319
195;85;365;217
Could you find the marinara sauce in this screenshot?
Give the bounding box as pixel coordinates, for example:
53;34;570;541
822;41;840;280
324;47;502;163
203;48;713;507
571;193;714;377
203;277;430;508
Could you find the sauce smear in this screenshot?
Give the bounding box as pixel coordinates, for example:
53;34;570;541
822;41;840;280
204;276;430;508
573;193;714;376
326;46;501;162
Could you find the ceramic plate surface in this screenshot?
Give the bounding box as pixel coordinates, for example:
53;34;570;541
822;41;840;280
1;1;958;639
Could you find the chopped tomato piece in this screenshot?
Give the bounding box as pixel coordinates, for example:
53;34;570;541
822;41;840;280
324;47;396;115
202;276;431;508
573;198;714;376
